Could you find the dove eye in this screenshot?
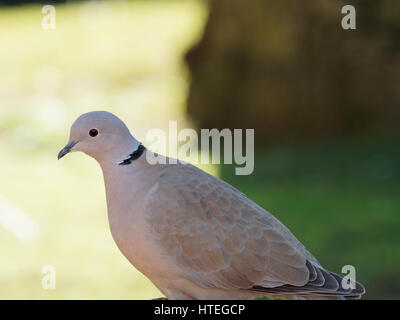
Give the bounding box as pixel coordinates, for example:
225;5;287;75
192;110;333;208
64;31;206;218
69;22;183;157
89;128;99;137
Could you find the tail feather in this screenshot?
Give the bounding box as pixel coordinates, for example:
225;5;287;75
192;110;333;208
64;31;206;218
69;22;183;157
251;261;365;299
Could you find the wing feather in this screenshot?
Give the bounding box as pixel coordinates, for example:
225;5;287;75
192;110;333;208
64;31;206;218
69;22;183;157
145;164;365;298
145;164;314;289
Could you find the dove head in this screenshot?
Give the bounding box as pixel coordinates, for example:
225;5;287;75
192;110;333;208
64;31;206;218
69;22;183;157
58;111;141;164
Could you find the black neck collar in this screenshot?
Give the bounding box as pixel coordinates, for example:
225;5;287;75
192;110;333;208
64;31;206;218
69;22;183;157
118;144;146;165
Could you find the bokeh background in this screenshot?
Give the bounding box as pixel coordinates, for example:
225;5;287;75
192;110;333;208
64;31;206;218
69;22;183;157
0;0;398;299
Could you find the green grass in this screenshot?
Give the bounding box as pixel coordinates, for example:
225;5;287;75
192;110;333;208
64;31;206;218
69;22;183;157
220;137;400;299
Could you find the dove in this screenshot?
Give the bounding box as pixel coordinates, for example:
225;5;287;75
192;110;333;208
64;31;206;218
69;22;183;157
58;111;365;300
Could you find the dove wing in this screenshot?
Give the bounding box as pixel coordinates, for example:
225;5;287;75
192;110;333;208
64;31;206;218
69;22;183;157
145;164;317;290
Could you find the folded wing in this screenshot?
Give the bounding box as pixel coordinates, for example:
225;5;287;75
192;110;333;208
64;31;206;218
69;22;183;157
145;164;365;298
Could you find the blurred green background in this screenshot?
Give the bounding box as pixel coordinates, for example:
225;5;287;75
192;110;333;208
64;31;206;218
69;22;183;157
0;0;398;299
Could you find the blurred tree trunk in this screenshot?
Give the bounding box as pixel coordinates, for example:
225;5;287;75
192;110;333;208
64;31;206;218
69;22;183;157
186;0;400;143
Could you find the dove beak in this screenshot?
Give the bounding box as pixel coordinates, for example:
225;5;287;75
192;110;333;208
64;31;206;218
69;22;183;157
58;141;78;160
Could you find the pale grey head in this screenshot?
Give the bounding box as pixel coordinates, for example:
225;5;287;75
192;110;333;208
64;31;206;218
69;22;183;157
58;111;140;164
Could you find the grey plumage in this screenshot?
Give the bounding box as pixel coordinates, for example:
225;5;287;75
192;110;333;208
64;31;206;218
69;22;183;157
58;111;365;300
